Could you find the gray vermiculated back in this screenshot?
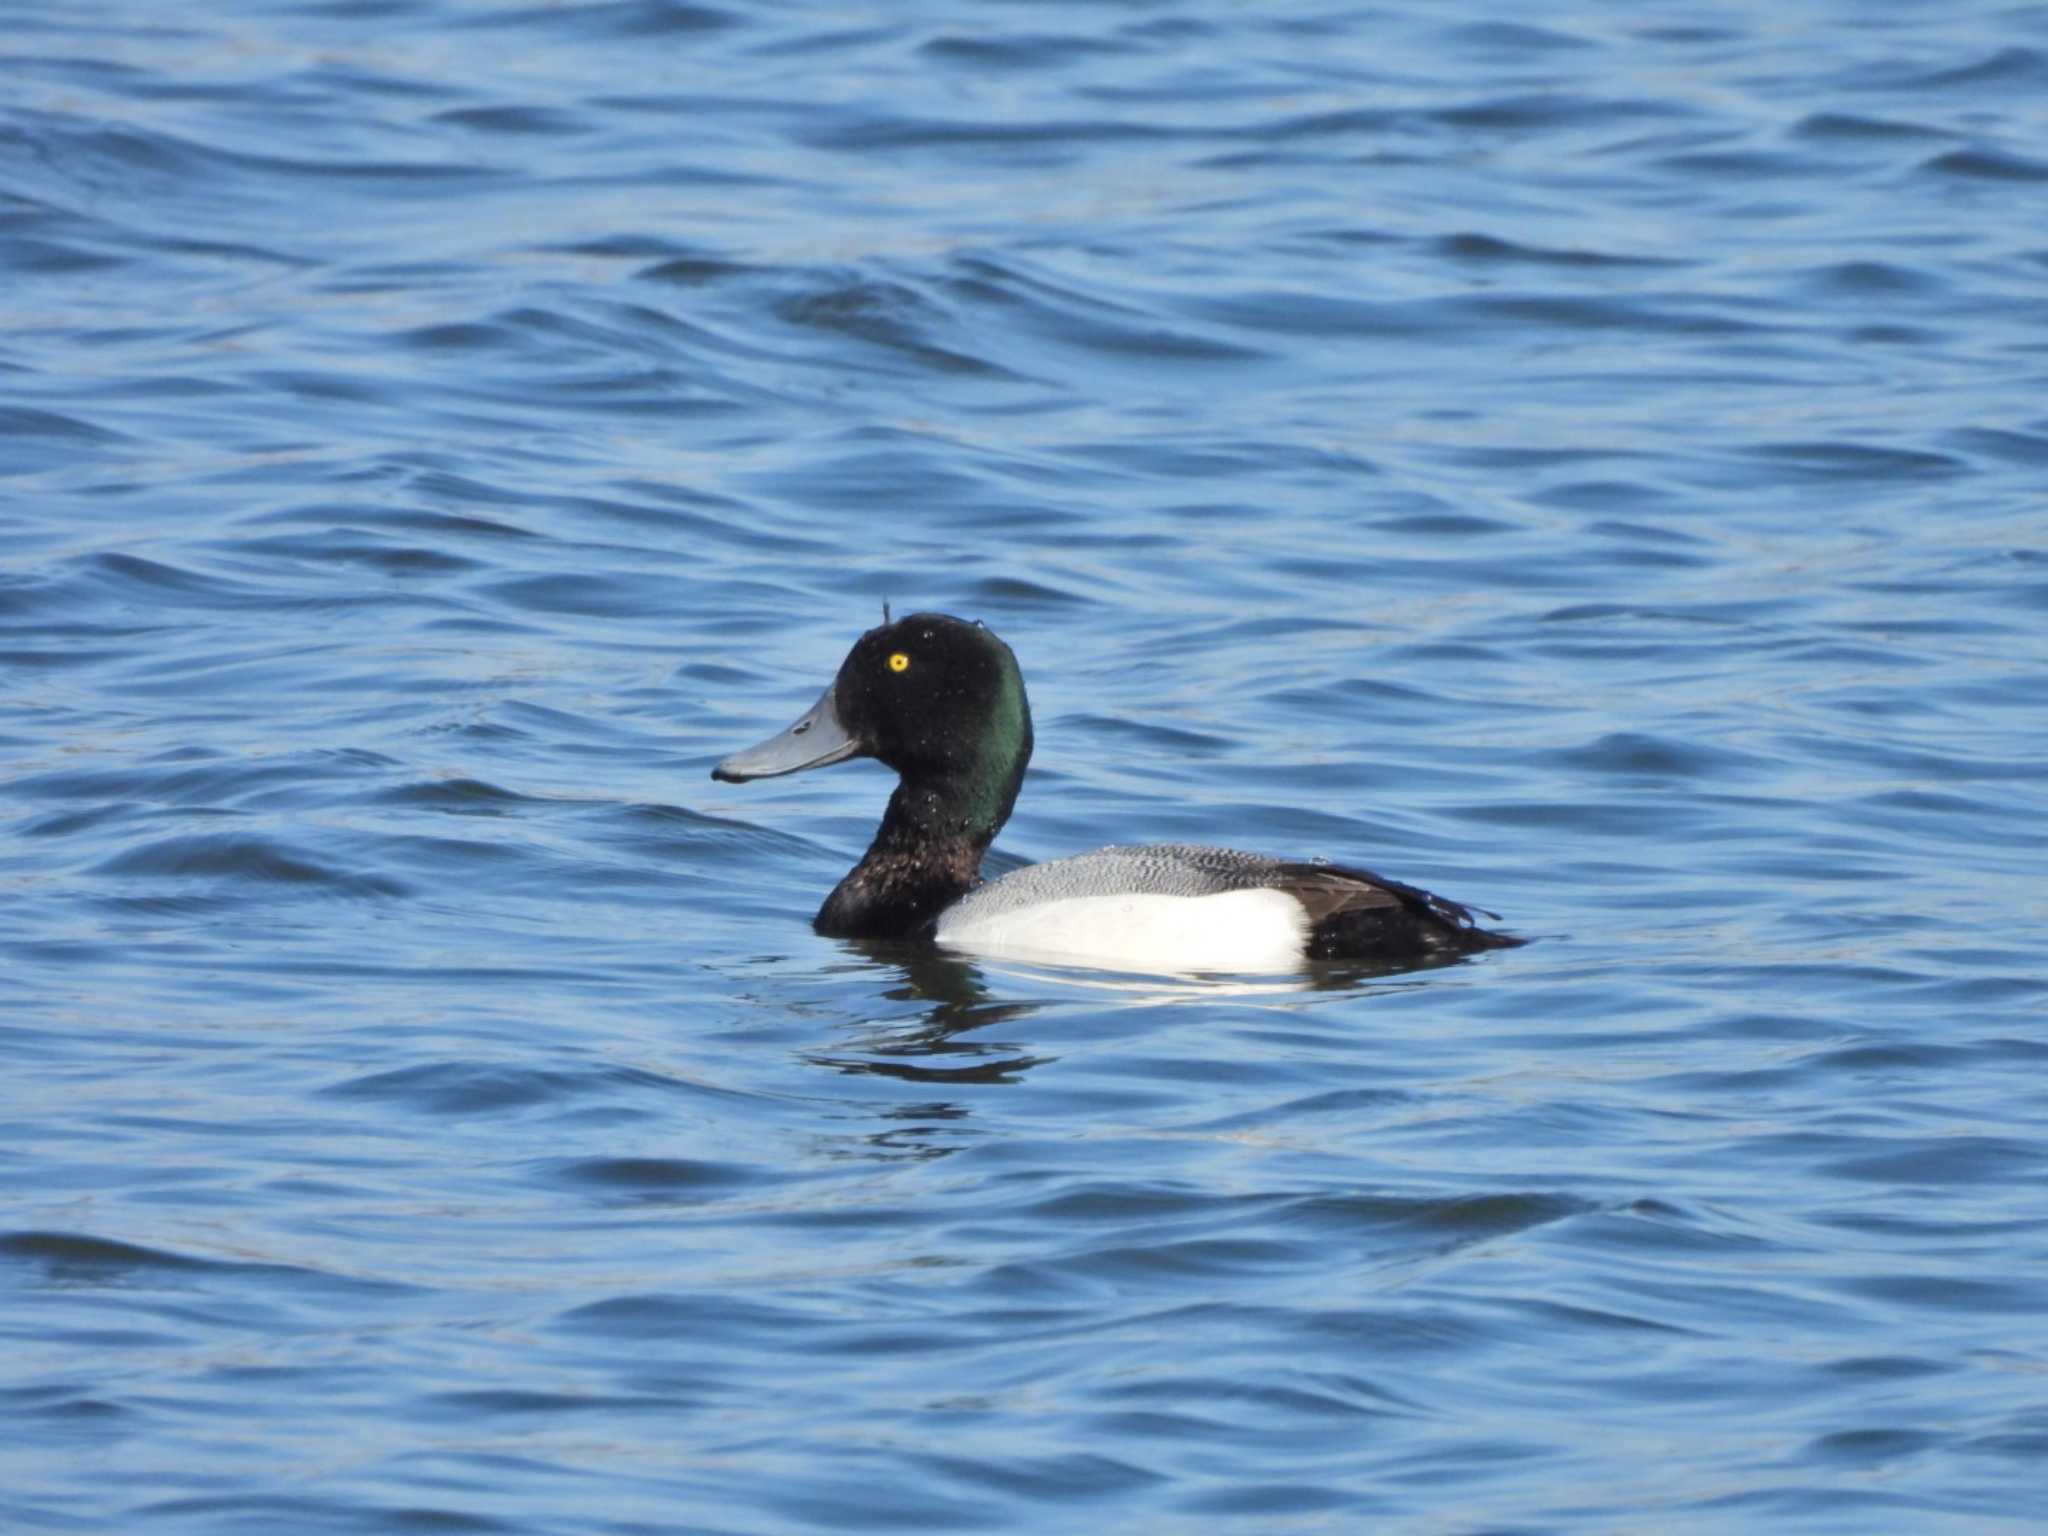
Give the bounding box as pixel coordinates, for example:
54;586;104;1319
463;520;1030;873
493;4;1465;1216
947;843;1300;920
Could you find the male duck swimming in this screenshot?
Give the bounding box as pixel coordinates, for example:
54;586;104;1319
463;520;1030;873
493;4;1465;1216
712;612;1520;972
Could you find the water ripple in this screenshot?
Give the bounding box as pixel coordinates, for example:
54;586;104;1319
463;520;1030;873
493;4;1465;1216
4;2;2046;1532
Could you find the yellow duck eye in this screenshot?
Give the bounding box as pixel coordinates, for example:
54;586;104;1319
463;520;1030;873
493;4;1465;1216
887;651;910;673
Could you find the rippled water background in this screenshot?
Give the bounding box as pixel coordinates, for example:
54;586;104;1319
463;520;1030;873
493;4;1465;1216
6;2;2047;1530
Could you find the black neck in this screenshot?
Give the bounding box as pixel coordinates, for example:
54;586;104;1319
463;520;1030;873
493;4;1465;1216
814;777;995;939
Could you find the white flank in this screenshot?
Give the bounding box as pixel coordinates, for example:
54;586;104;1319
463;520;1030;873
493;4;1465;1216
935;887;1309;975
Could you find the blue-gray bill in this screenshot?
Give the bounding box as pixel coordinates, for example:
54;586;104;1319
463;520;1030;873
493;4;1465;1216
711;685;862;781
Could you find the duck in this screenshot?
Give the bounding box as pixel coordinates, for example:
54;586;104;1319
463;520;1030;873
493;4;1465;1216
712;612;1521;973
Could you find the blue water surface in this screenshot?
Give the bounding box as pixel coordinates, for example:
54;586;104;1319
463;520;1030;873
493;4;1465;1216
4;2;2046;1531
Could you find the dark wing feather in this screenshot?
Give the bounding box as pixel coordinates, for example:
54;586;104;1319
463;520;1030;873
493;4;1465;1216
1270;861;1517;960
